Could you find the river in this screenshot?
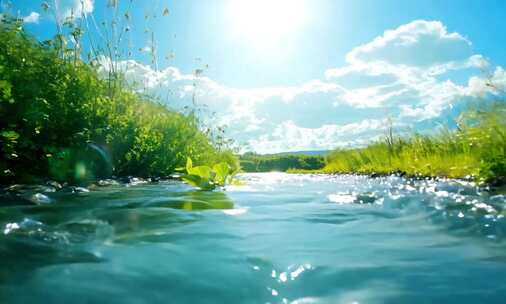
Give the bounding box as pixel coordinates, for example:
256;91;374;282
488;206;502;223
1;173;506;303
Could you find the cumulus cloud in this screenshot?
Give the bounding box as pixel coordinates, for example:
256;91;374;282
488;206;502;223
98;56;348;130
57;0;94;19
23;12;40;24
341;83;410;108
247;119;386;154
346;20;472;66
98;19;504;154
467;66;506;97
323;20;496;120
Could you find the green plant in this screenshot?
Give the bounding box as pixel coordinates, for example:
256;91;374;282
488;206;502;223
181;158;240;191
0;17;238;184
320;102;505;184
240;152;325;172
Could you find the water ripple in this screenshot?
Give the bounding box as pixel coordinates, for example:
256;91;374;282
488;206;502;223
1;173;506;303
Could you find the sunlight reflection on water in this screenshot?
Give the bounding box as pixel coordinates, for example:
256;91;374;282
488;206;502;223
1;173;506;303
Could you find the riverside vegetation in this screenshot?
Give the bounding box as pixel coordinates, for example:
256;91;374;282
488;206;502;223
0;16;238;186
240;152;325;172
315;103;506;185
242;105;505;186
0;9;504;188
181;157;240;191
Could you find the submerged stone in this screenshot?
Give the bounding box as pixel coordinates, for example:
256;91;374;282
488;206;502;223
61;186;90;193
27;193;52;204
96;179;120;187
4;184;56;194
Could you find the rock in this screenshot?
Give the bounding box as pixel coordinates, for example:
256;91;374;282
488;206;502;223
27;193;52;204
0;184;57;206
120;177;148;186
150;177;161;183
4;184;56;194
74;187;90;193
356;193;378;204
96;179;120;187
61;186;90;193
489;177;506;188
10;192;53;205
46;181;63;190
393;170;407;177
119;176;133;184
129;177;148;186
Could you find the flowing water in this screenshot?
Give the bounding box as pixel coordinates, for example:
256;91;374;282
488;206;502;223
1;173;506;303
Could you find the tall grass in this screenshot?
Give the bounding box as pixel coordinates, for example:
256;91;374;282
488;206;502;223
240;153;325;172
323;103;506;185
0;16;237;184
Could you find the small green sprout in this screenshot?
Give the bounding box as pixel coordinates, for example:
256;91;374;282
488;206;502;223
182;158;240;191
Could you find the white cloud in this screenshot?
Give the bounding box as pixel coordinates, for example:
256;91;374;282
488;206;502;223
346;20;472;67
247;119;386;154
341;83;409;108
399;105;429;120
244;124;260;132
57;0;94;19
467;66;506;97
97;19;504;153
323;20;494;120
23;12;40;24
98;56;347;130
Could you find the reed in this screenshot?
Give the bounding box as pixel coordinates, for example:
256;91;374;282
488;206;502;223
322;102;506;184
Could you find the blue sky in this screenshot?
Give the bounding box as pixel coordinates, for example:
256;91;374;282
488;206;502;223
8;0;506;153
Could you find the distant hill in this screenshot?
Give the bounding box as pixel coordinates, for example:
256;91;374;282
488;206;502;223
241;150;330;157
273;150;330;156
244;150;330;157
239;150;329;172
240;150;330;172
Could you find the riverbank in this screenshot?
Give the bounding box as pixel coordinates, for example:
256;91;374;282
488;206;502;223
0;176;177;206
0;17;237;185
289;166;505;188
288;168;505;187
290;104;505;186
240;153;325;172
286;170;506;192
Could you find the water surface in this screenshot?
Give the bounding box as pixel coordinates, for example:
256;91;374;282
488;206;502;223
1;173;506;303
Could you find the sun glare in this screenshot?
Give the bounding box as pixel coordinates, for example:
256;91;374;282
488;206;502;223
227;0;307;48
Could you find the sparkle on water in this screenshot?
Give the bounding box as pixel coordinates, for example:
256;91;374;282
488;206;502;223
1;173;506;303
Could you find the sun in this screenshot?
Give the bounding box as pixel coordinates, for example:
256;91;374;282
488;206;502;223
227;0;307;48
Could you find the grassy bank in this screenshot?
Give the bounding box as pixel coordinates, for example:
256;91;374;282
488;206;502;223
309;104;505;185
240;153;325;172
0;18;237;184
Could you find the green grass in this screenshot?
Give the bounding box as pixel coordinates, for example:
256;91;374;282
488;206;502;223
0;17;237;184
319;103;506;185
240;153;325;172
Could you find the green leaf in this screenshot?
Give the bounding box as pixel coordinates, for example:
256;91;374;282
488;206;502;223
213;162;229;186
181;174;215;191
181;174;202;188
0;80;12;99
189;165;213;180
229;167;242;185
1;130;19;141
186;157;193;173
